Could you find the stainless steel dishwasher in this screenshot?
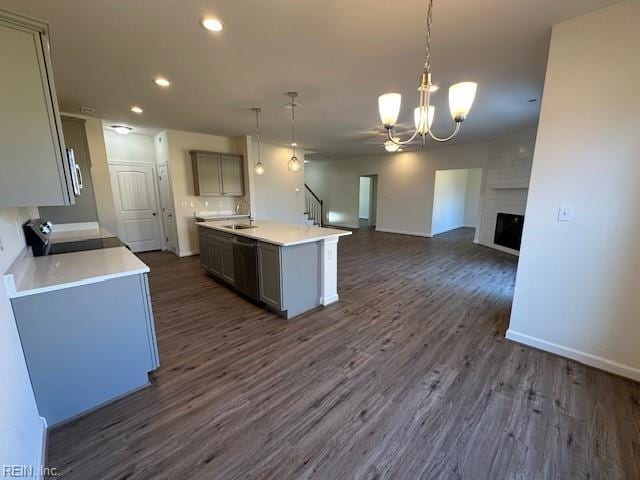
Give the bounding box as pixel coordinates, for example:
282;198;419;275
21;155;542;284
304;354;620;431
231;236;260;301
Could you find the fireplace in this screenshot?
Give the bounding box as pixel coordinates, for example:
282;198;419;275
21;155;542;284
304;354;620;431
494;213;524;251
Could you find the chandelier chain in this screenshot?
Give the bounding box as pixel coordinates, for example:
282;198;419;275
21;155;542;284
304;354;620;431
424;0;433;72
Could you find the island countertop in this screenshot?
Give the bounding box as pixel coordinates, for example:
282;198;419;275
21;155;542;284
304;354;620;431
3;247;149;298
197;219;351;246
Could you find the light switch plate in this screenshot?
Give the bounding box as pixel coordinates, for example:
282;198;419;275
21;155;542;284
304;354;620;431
558;205;573;222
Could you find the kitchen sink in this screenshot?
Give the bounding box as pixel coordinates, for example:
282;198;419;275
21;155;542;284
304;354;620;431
222;224;256;230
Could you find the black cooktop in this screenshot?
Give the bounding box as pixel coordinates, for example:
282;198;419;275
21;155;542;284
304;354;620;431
48;236;125;255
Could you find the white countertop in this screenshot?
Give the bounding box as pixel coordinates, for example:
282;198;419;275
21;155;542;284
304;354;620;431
198;219;352;246
3;247;149;298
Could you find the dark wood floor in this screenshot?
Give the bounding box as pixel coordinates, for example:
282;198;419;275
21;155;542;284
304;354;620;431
48;228;640;479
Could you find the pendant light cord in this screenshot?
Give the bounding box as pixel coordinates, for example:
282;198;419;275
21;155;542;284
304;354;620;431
254;108;261;164
291;95;296;157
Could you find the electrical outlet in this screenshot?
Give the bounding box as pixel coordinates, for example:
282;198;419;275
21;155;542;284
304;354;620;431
557;205;573;222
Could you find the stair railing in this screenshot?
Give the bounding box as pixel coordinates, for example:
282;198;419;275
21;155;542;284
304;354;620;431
304;183;323;227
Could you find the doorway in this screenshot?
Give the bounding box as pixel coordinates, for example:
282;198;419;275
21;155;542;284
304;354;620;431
431;168;482;237
358;175;378;229
157;163;177;253
109;163;163;252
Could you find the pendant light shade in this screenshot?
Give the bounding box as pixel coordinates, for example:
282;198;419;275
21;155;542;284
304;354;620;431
378;93;402;128
288;156;302;172
448;82;477;122
414;105;435;135
254;162;265;175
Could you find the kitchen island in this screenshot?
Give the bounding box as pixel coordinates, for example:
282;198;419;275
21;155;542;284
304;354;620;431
197;220;351;318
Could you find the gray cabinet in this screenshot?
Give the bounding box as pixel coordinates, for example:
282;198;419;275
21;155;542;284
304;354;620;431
198;227;323;319
191;151;222;196
0;9;75;207
191;150;244;197
11;273;159;426
198;226;234;285
39;117;99;222
220;155;244;195
258;242;282;310
258;241;322;318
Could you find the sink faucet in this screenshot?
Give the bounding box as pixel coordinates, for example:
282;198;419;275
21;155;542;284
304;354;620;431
235;199;250;214
235;199;255;226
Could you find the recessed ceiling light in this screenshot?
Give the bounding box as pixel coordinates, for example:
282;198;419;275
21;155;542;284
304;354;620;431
130;106;143;114
112;125;132;135
201;17;223;32
153;77;171;87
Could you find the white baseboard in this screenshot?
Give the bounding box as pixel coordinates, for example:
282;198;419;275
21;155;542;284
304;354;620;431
37;416;47;479
375;227;432;238
326;223;360;229
320;293;339;306
178;249;199;257
506;329;640;382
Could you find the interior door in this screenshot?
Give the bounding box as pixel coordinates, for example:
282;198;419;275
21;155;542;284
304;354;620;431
109;164;162;252
157;164;177;252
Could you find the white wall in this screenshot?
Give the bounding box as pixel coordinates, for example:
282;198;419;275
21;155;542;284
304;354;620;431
463;168;483;227
0;208;45;474
432;169;469;235
477;129;536;254
508;1;640;380
305;142;489;236
251;142;305;224
358;177;371;219
104;130;157;164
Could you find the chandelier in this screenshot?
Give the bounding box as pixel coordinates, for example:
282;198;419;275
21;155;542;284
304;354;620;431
287;92;302;173
378;0;477;147
252;107;265;175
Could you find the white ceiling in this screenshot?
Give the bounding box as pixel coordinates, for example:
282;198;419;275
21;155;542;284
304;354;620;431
0;0;621;158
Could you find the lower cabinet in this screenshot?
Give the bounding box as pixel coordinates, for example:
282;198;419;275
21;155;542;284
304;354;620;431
11;273;159;426
257;242;282;310
198;225;234;285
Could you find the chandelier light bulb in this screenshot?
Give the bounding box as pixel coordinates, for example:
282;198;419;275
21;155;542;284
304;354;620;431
414;105;435;135
254;162;265;176
384;138;401;152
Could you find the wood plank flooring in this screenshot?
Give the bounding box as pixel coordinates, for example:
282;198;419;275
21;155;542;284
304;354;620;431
47;227;640;479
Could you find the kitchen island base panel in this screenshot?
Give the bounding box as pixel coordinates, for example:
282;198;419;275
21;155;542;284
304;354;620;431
320;237;340;306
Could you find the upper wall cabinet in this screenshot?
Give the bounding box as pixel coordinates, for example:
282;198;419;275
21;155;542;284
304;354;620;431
191;151;244;197
0;9;75;207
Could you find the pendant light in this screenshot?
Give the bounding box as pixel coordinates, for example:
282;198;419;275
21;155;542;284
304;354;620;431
287;92;302;173
252;107;265;175
377;0;477;147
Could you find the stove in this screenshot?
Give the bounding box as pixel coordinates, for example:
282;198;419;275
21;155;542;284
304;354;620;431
23;219;126;256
